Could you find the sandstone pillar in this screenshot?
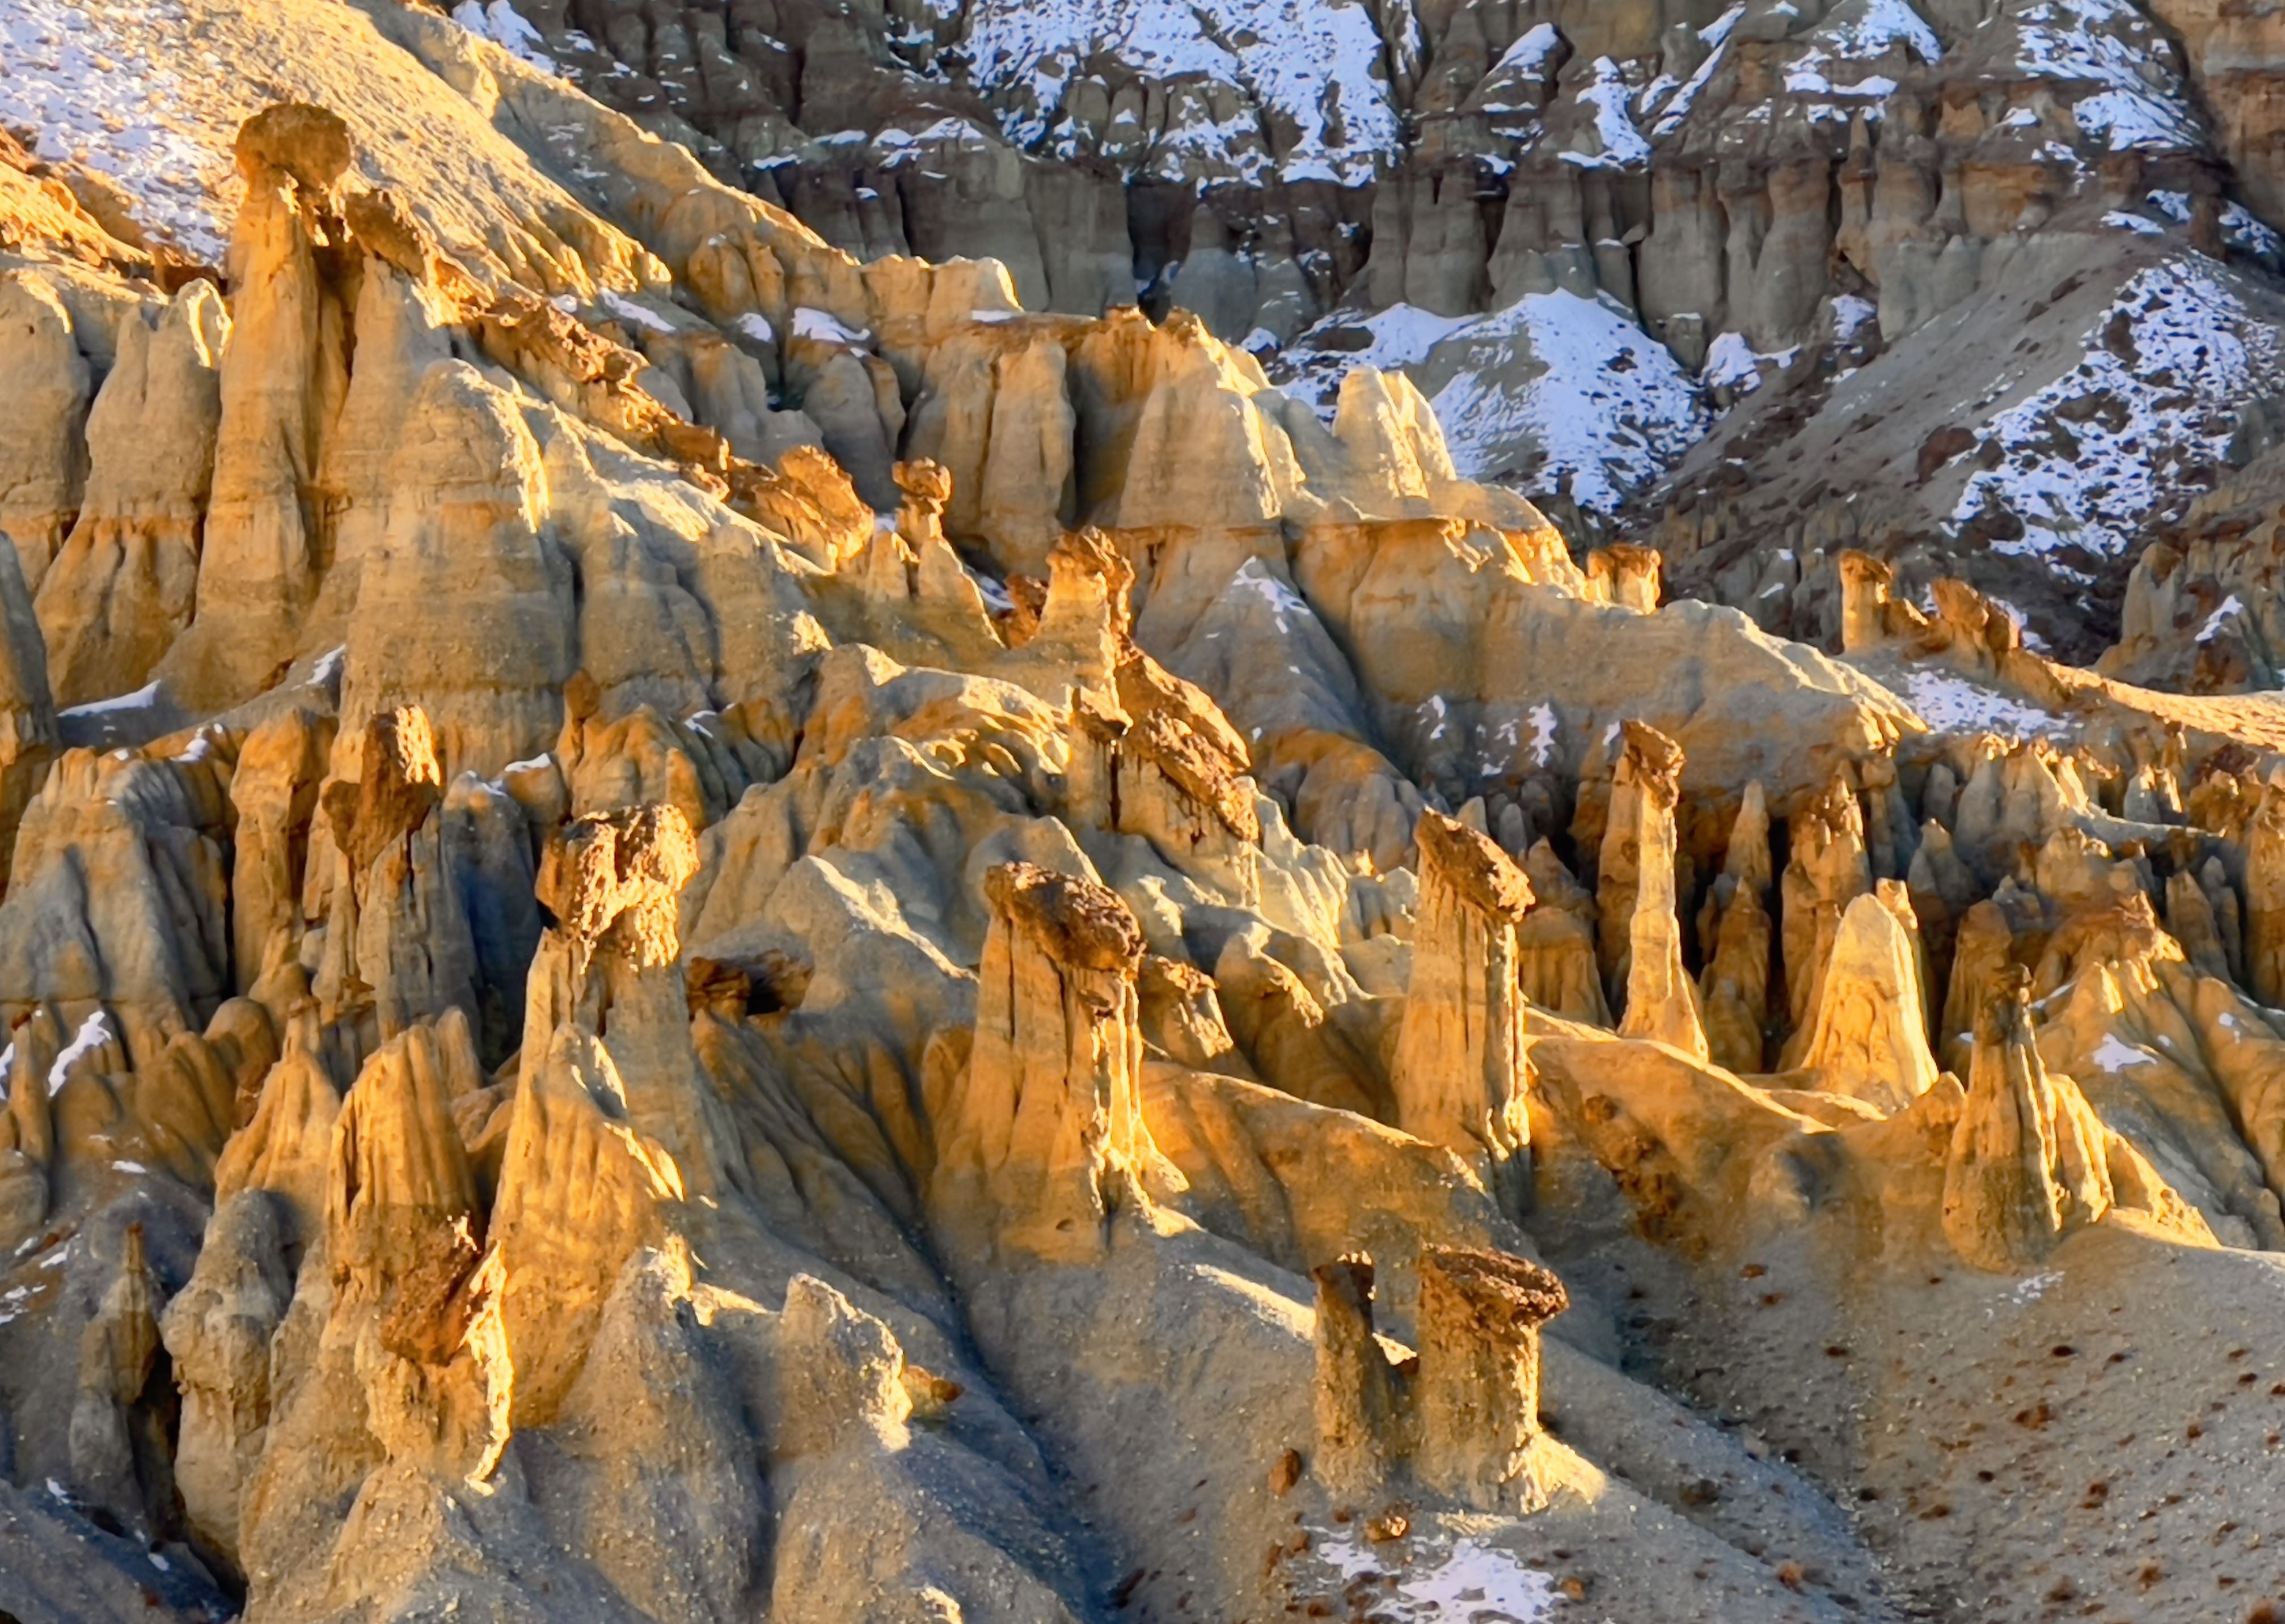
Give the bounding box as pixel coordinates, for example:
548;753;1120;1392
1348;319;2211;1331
1392;811;1534;1203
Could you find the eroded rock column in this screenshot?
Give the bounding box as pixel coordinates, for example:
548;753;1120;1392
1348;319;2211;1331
1942;967;2114;1272
1797;891;1940;1113
1610;723;1710;1063
932;861;1172;1265
1308;1244;1568;1512
1392;811;1534;1205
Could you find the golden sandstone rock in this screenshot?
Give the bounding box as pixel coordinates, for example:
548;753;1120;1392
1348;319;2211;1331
1312;1245;1567;1511
1392;811;1534;1207
12;48;2285;1624
1942;969;2115;1272
931;861;1172;1265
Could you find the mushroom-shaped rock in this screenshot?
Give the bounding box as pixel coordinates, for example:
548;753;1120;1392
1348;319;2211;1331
534;801;702;979
1310;1255;1401;1498
233;102;354;194
1836;549;1929;653
1392;811;1534;1204
1608;723;1710;1063
1308;1245;1568;1512
931;861;1172;1264
161;1191;295;1572
1412;1244;1568;1511
229;705;335;996
315;707;479;1055
1781;771;1872;1038
67;1222;163;1530
161;109;358;710
527;801;728;1199
2249;779;2285;1008
1585;543;1662;612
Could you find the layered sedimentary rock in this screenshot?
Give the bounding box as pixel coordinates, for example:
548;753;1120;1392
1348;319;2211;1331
930;861;1169;1264
1390;811;1534;1206
1942;970;2115;1272
1607;722;1710;1063
14;21;2285;1624
1312;1245;1568;1511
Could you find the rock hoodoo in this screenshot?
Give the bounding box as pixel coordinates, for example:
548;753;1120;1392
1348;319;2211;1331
12;19;2285;1618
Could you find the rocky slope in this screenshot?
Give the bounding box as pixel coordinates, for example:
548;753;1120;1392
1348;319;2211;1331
395;0;2285;666
9;2;2285;1622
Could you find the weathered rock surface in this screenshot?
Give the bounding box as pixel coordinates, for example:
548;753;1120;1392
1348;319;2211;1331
14;14;2285;1624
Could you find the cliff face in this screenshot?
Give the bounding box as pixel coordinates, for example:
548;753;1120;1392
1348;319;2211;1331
9;3;2285;1621
426;0;2285;666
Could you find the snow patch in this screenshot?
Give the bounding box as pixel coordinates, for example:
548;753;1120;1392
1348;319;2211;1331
791;306;871;345
59;680;161;720
1902;670;2067;742
49;1010;113;1096
599;288;675;334
1953;259;2285;561
1704;331;1798;392
1489;22;1562;80
1225;557;1311;634
1311;1529;1556;1622
1527;703;1559;768
966;566;1016;613
2003;1270;2064;1308
450;0;558;73
1569;57;1651;164
0;0;231;258
2090;1033;2157;1072
1833;294;1879;341
2197;594;2245;644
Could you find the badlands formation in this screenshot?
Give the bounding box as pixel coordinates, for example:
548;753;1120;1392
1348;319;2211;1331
18;1;2285;1622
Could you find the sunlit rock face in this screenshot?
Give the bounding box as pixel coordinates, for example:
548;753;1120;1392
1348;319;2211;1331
12;16;2285;1621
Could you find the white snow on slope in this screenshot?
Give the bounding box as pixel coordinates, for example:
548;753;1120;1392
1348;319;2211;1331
2092;1032;2157;1072
1822;0;1942;62
1570;57;1650;164
1953;259;2285;561
1278;294;1707;511
1426;291;1708;511
49;1009;113;1097
0;0;231;259
1785;0;1940;100
1312;1528;1556;1622
1227;557;1311;633
1490;22;1562;81
1902;669;2068;741
450;1;557;73
960;0;1399;183
2012;0;2202;152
